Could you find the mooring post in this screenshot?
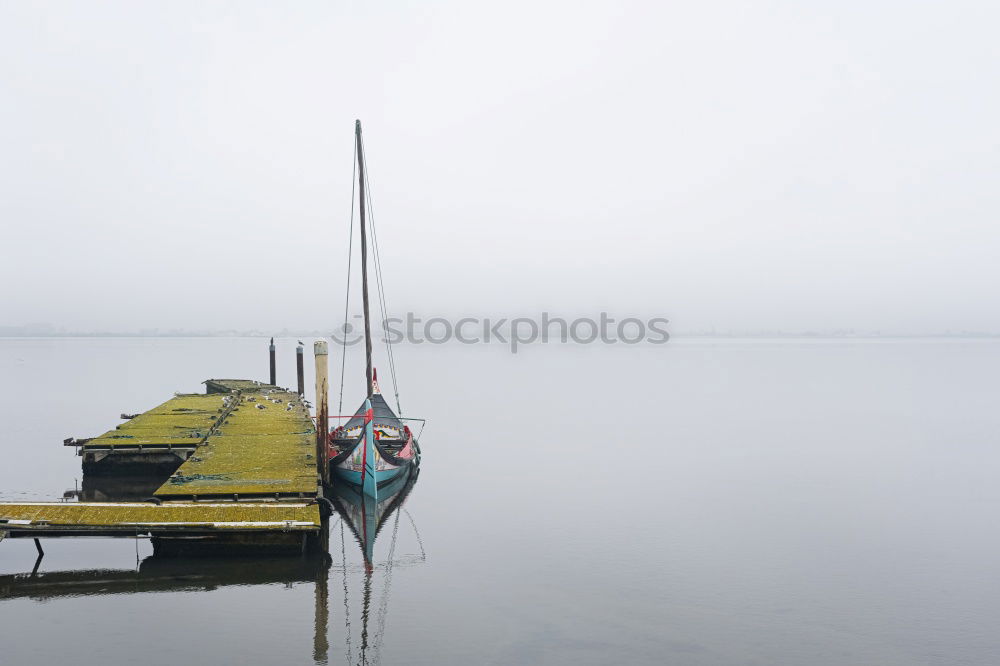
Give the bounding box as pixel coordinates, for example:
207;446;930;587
269;337;277;386
296;342;305;396
314;341;330;485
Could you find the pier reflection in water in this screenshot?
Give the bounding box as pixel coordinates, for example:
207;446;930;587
0;472;424;666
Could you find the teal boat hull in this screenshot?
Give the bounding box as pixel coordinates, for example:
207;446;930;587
329;397;420;501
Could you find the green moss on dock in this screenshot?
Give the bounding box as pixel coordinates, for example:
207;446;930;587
205;379;277;394
77;382;317;497
0;382;323;537
0;502;320;529
154;387;317;497
83;394;227;449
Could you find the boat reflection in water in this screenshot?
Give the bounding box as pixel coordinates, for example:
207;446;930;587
330;464;421;568
329;465;424;665
1;470;424;666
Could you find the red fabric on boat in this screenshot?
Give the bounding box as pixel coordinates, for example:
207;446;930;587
397;432;415;459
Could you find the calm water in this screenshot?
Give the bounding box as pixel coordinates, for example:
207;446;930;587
1;337;999;665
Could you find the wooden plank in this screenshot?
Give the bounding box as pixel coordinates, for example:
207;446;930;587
0;502;321;531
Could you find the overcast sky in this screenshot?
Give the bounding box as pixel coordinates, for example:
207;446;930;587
1;1;998;334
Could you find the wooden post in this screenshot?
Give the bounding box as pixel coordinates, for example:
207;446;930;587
269;337;276;386
296;343;305;396
314;341;329;485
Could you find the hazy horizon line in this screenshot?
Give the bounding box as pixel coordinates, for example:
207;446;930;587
2;325;998;340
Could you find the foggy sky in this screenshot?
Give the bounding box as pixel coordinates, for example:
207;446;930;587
1;1;998;334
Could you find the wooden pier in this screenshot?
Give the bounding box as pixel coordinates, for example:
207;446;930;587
0;379;326;555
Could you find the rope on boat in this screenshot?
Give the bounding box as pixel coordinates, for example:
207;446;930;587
358;131;403;416
338;141;357;420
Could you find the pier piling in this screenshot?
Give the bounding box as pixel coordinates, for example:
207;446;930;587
269;337;277;385
297;343;305;396
314;341;330;485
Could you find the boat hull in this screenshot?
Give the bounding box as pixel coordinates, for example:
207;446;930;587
329;398;420;500
332;463;407;488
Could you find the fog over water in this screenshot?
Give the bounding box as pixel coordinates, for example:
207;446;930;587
3;7;998;664
2;337;1000;665
2;1;999;335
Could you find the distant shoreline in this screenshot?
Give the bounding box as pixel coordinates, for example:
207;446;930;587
1;332;998;340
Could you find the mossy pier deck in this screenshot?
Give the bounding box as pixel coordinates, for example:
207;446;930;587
0;380;326;555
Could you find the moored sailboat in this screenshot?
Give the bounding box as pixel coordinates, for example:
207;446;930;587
328;120;421;499
329;371;419;497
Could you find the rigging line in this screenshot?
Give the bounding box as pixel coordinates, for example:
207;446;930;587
341;519;353;665
358;135;403;414
370;214;401;415
339;141;358;419
403;509;426;561
371;233;401;415
372;507;403;662
356;134;394;381
360;140;397;407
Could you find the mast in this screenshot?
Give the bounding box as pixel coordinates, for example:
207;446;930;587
356;120;374;399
